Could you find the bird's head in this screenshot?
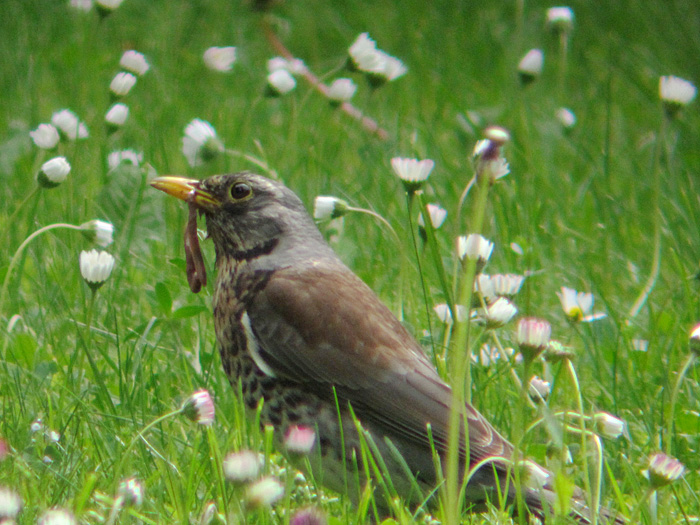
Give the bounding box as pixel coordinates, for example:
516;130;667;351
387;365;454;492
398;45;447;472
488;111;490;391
151;172;331;264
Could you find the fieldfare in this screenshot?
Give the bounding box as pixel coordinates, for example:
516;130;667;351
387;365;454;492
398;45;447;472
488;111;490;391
151;172;623;523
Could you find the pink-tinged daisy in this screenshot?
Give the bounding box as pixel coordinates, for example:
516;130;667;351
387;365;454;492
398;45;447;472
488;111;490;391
181;389;215;425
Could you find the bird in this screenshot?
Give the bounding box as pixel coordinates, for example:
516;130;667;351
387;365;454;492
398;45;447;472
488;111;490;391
151;172;624;523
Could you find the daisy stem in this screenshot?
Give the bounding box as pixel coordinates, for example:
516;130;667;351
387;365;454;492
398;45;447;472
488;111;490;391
515;0;525;45
629;487;656;524
405;192;435;358
444;171;490;525
75;284;116;413
105;495;126;525
224;148;278;180
627;221;661;319
512;357;533;523
557;31;569;104
455;176;475;222
113;408;184;490
671;483;693;525
416;192;454;311
590;433;604;524
4;185;40;231
346;206;400;244
78;288;97;381
438;325;451;378
628;112;667;319
206;425;230;518
491;332;539;408
0;223;83;320
666;353;695;453
4;152;46;234
566;358;595;523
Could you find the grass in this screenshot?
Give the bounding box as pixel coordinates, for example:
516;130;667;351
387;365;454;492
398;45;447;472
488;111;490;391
1;0;699;523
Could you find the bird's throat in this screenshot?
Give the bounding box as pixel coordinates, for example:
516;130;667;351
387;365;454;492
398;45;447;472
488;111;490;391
215;237;280;263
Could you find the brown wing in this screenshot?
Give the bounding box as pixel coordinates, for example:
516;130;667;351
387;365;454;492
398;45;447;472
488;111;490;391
245;260;514;466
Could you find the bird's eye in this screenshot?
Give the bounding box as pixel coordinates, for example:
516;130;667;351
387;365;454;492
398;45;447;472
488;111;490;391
230;182;252;201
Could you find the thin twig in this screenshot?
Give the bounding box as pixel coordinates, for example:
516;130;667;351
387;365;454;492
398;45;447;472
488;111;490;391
261;18;390;141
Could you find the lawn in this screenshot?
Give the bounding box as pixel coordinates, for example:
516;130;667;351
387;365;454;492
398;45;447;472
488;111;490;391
1;0;699;523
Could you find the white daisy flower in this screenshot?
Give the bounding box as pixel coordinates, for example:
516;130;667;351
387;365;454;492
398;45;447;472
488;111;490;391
516;317;551;362
418;203;447;229
647;453;685;488
594;412;625;439
457;233;493;263
690;323;700;355
37;157;71;188
433;303;467;324
224;450;261;483
391;157;434;192
528;376;551;401
659;75;697;116
557;286;604;322
30;123;60;149
107;149;143;170
79;250;115;290
203;46;237;72
181;389;215;425
105;103;129;127
546;6;574;33
38;508;77;525
472;344;518;366
0;486;22;519
483;157;510;182
246;477;284;508
348;33;378;69
473;131;510;183
518;49;544;82
476;274;525;301
556;107;576;129
348;33;406;83
267;69;296;96
284;425;316;454
120;50;150;76
484;125;510;145
51;109;89;140
327;78;357;103
267;57;289;73
110;72;137;97
117;477;144;507
266;56;306;75
69;0;93;11
521;460;550;487
81;220;114;247
557;286;591;321
631;338;649;353
95;0;124;13
313;196;348;221
481;297;517;328
182;118;224;167
376;51;408;81
30;418;44;433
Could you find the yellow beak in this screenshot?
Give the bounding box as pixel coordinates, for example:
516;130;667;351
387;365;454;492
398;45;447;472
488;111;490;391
150;176;220;209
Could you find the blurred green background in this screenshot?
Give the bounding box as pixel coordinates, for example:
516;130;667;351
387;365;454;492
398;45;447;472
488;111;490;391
1;0;699;522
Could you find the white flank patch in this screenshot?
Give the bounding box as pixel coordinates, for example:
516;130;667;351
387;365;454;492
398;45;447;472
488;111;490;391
241;312;276;377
